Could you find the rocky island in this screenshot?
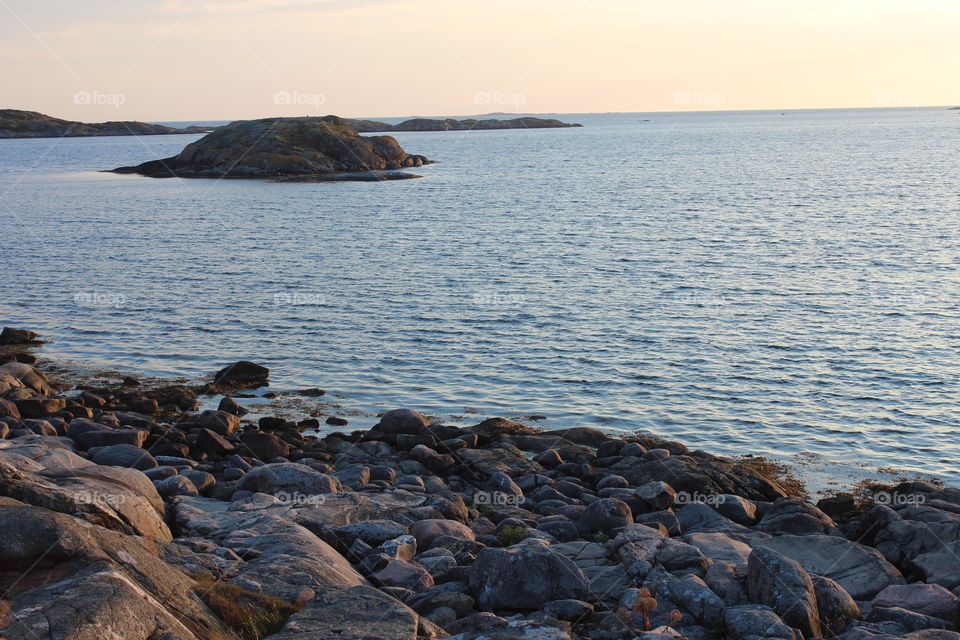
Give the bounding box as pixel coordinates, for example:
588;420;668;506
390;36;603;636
0;109;209;138
1;327;958;640
111;116;432;181
329;116;583;133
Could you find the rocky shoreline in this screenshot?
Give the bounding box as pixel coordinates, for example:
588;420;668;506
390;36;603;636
1;327;958;640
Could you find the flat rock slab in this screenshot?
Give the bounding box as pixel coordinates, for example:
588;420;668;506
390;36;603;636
265;584;420;640
0;450;171;541
754;534;904;600
174;495;364;602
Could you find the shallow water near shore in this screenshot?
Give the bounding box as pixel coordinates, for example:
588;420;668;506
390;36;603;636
1;108;958;486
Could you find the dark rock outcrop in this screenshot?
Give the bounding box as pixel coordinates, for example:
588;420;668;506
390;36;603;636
111;116;431;181
0;109;208;138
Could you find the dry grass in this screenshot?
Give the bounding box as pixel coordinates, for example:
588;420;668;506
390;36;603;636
194;575;298;640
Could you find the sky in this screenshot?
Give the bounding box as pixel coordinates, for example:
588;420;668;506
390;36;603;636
1;0;958;122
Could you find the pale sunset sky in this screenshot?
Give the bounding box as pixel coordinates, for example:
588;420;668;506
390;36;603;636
1;0;958;122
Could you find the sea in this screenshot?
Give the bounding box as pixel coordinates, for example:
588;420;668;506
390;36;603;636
1;107;958;488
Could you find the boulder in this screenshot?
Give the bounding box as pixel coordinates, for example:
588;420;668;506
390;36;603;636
685;532;752;571
180;469;216;494
812;575;860;636
378;408;432;435
580;497;633;534
0;362;54;394
239;430;291;460
174;495;364;602
714;494;759;525
755;498;840;535
611;450;787;502
748;546;821;638
90;443;158;470
211;360;269;389
374;559;435;591
724;604;801;640
0;454;171;541
0;504;233;640
73;426;148;450
469;540;590;610
14;397;65;418
872;584;960;626
754;534;904;600
266;584;427;640
0;326;39;344
337;519;410;546
912;541;960;591
662;573;727;629
636;480;677;511
155;474;199;498
677;502;755;535
411;518;476;549
236;462;340;497
196;427;235;456
184;409;240;436
543;599;594;622
218;395;247;415
0;397;20;420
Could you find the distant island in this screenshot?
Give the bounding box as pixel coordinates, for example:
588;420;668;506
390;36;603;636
0;109;209;139
111;116;432;181
328;115;582;132
1;110;581;140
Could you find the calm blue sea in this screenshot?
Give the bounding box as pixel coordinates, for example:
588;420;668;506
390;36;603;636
1;108;958;484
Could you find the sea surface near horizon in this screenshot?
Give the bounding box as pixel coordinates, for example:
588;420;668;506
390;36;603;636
1;108;958;485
